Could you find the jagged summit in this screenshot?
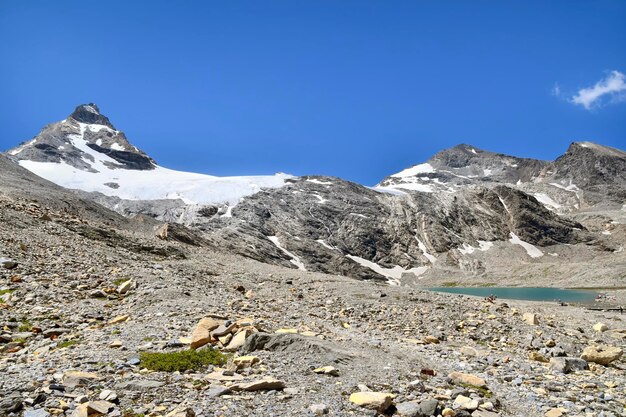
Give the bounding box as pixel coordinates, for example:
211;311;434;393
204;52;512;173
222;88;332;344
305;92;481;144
69;103;115;128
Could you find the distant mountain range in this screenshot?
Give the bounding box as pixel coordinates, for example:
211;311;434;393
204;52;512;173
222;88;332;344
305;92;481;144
4;104;626;285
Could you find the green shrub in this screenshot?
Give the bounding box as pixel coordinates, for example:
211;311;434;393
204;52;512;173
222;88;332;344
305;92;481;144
140;348;228;372
17;319;32;332
57;340;79;348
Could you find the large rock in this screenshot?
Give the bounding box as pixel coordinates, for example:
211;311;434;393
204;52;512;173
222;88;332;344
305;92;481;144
190;317;220;349
349;392;395;411
548;357;589;373
447;372;487;388
230;377;286;391
62;371;100;388
522;313;538;325
396;399;438;417
580;345;623;365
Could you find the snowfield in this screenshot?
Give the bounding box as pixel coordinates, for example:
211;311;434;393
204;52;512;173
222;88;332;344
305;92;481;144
19;159;291;205
15;119;292;205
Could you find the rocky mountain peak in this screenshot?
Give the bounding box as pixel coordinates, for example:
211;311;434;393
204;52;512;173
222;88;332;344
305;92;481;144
7;103;156;172
565;141;626;158
69;103;115;129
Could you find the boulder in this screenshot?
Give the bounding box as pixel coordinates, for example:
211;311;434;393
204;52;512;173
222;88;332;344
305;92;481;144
523;313;538;325
593;322;608;332
580;345;623;365
190;317;220;349
453;395;478;411
448;372;487;388
548;357;588;373
349;392;395;411
63;371;100;388
230;377;286;391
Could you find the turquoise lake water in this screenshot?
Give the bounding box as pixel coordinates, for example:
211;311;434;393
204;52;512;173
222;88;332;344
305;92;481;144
427;287;599;303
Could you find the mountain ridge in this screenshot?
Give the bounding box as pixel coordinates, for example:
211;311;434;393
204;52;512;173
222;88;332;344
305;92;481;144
3;103;625;285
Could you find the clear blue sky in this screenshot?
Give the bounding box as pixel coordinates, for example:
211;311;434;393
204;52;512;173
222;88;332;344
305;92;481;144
1;1;625;184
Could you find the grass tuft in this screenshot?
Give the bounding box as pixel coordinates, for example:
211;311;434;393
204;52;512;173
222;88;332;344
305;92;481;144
140;348;228;372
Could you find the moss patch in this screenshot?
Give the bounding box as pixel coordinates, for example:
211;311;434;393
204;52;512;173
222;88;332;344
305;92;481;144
140;348;228;372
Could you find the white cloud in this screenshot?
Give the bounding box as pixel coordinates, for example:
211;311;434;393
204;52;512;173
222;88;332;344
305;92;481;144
570;70;626;110
551;83;561;97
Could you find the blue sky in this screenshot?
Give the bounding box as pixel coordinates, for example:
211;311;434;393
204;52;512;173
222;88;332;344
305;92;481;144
1;1;625;185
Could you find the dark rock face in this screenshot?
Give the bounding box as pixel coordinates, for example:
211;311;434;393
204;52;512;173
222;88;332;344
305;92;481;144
69;103;115;128
551;142;626;204
86;143;155;170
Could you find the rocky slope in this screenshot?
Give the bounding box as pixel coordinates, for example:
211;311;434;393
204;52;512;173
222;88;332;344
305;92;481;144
0;165;625;417
5;104;626;286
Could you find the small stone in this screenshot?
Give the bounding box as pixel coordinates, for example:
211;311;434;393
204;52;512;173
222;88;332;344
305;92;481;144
310;404;329;415
0;258;18;270
233;355;260;368
24;409;50;417
108;315;129;325
523;313;538;325
453;395;478;411
349;392;395;411
545;408;566;417
190;317;220;349
593;322;608;332
117;279;135;294
205;386;230;398
165;407;195;417
442;408;455;416
211;322;237;337
43;328;70;338
448;372;487;388
115;380;164;391
62;371;100;388
99;389;117;402
580;345;623;366
460;346;479;357
529;351;549;363
424;335;440;344
87;400;116;415
110;340;123;348
313;366;339;376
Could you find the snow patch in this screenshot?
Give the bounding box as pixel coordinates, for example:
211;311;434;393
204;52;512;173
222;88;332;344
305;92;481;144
86;124;113;133
306;179;333;185
312;194;327;204
381;183;433;193
268;236;306;271
458;243;475;255
110;142;125;151
346;255;428;285
470;148;477;154
391;163;435;178
483;168;492;176
509;232;543;258
316;239;337;250
533;193;561;210
477;241;494;251
416;238;437;263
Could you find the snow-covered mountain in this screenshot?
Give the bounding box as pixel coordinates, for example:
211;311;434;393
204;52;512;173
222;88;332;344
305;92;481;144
8;104;291;206
4;104;625;286
377;142;626;213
